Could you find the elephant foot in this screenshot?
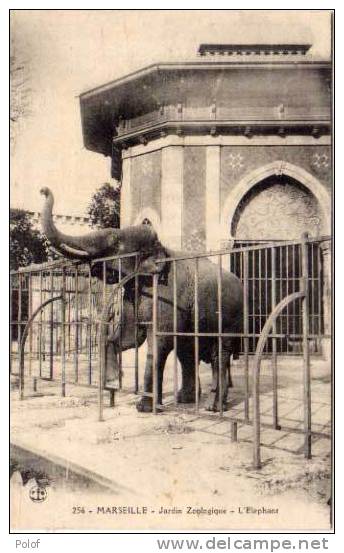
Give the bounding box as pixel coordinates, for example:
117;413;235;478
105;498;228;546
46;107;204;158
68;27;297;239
177;387;201;404
136;396;163;413
205;392;229;412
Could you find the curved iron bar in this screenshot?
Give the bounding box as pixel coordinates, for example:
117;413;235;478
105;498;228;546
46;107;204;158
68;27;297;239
252;290;305;469
19;295;63;400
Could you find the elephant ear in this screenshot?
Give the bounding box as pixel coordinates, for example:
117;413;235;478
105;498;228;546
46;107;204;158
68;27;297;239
111;225;167;276
137;240;168;275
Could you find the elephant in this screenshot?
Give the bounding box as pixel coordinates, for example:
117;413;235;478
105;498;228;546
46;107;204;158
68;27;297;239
40;187;243;412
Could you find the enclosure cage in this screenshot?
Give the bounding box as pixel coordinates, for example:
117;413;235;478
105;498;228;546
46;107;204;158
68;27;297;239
10;235;331;469
10;236;327;378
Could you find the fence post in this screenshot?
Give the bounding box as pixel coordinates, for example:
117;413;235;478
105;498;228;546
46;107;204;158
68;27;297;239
218;255;223;416
271;246;280;429
61;268;66;397
49;270;54;379
118;259;123;390
152;273;158;414
301;232;312;459
74;267;79;382
134;263;139;394
173;260;178;405
18;273;22;361
195;258;200;412
28;274;33;378
9;275;13;374
18;273;24;400
252;361;261;469
38;272;43;377
243;250;249;421
231;421;238;442
98;262;107;423
88;265;93;385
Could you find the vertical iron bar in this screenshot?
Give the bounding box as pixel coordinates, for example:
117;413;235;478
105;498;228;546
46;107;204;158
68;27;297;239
118;259;123;390
49;270;54;379
61;268;66;397
18;273;22;358
279;245;283;353
253;358;262;469
152;273;158;414
9;275;13;374
194;258;200;412
173;260;178;405
28;274;33;377
218;255;223;416
102;262;106;386
74;267;79;382
311;243;315;344
252;250;256;353
292;245;296;348
38;272;43;377
317;244;322;338
301;233;311;459
67;276;71;358
286;246;289;353
271;246;279;429
98;314;105;423
243;250;249;421
264;249;268;346
134;259;139;393
258;249;262;335
88;265;92;385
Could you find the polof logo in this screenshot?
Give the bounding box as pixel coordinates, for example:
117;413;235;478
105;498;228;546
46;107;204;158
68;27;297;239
29;484;47;503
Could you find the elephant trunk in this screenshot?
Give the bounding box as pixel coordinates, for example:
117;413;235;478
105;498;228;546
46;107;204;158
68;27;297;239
40;187;162;261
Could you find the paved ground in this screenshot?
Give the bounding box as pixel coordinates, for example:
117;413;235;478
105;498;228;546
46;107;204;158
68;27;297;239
10;349;332;531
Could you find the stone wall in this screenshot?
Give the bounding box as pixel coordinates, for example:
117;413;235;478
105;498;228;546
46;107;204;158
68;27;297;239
220;145;331;207
122;141;331;251
130;150;162;223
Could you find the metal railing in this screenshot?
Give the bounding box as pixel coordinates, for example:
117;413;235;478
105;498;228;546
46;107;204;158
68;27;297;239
116;104;330;137
10;235;331;469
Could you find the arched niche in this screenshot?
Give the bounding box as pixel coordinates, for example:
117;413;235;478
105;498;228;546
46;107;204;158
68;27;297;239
220;160;331;242
231;174;324;241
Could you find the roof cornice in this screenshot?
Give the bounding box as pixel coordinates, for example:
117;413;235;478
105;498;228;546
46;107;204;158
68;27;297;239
79;60;331;101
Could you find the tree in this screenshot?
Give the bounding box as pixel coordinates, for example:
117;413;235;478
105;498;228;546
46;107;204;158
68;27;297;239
10;209;49;271
87;183;120;229
10;29;32;151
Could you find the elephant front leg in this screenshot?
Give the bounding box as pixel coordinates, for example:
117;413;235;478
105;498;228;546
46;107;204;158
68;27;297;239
105;341;121;387
136;336;170;413
206;349;230;412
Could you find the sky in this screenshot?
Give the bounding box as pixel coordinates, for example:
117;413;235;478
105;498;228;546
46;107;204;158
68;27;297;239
10;9;332;218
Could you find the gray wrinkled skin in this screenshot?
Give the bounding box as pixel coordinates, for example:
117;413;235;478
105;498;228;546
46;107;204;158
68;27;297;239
41;188;243;412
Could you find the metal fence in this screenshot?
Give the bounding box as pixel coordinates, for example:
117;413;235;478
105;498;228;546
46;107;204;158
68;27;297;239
10;235;331;469
230;239;324;354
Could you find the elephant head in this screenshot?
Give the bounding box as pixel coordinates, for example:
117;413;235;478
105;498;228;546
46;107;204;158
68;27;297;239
40;187;167;278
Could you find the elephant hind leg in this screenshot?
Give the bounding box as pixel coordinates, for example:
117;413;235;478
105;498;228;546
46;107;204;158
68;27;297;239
206;347;230;412
176;340;201;404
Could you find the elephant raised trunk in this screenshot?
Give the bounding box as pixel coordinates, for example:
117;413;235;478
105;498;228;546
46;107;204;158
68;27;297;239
39;187;243;413
40;187;161;261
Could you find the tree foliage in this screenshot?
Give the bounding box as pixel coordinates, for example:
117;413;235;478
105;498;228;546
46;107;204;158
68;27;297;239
10;209;49;271
87;183;120;229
